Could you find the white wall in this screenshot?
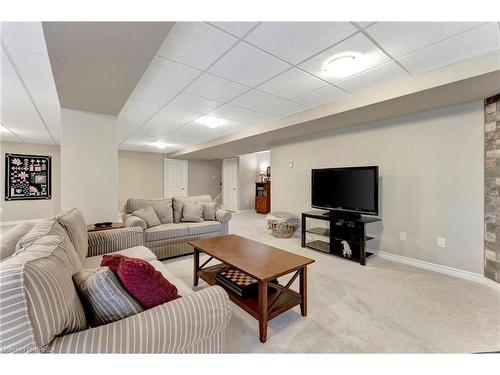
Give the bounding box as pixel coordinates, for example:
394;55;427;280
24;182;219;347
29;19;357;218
256;151;271;176
271;101;484;274
188;159;222;199
238;153;258;210
61;109;118;223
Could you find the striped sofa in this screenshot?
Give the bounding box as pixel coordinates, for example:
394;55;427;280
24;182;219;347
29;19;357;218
124;196;232;260
0;208;231;354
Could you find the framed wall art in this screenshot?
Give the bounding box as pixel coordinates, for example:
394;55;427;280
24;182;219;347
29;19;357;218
5;153;52;201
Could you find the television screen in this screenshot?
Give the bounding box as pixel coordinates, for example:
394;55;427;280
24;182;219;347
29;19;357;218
311;166;379;215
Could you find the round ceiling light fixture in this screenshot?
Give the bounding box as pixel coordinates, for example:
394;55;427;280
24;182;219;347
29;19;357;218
323;53;361;78
152;141;168;149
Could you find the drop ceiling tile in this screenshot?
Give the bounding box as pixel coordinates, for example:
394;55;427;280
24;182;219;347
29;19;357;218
186;73;248;102
356;22;375;29
118;99;162;126
23;77;60;139
366;22;484;58
141;57;200;90
298;33;391;83
156;22;237;70
169;92;222;114
130;82;178;105
166;123;228;145
1;22;48;56
7;47;54;82
143;106;201;134
209;22;259;38
1;89;45;130
293;85;348;107
245;22;358;64
208;42;290;87
229;89;285;111
209;104;257;122
398;23;500;75
335;61;409;93
257;68;325;100
1;72;25;96
262;101;308;117
1;49;16;74
243;112;277;125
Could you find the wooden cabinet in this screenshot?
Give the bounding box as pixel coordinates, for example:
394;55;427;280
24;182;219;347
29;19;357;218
255;181;270;214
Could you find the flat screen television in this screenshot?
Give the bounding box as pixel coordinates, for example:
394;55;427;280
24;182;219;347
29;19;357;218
311;166;379;216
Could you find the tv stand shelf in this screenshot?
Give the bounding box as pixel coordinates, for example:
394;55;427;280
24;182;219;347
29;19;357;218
301;211;381;266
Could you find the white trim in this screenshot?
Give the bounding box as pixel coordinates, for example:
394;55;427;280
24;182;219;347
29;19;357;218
369;248;500;291
0;218;42;227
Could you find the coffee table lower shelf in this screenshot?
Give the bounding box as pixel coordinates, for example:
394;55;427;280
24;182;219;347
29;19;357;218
198;264;301;321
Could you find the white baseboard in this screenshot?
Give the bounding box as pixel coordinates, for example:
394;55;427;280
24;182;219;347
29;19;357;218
369;248;500;290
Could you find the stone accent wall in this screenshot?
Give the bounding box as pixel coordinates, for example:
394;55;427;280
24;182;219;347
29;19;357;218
484;94;500;282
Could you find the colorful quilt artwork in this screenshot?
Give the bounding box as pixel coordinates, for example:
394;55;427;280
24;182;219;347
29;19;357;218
5;153;51;200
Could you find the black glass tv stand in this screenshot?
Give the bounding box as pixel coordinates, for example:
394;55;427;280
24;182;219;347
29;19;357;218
301;211;381;266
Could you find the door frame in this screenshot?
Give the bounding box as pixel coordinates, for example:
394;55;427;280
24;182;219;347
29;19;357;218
164;158;188;198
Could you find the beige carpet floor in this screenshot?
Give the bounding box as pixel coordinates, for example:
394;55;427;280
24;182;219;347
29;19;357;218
163;210;500;353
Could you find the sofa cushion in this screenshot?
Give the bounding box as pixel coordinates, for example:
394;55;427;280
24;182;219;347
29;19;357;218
184;221;222;236
149;260;193;296
132;206;161;228
82;246;156;269
127;198;173;224
0;235;87;352
102;255;180;309
0;221;35;261
181;201;204;223
172;195;212;223
144;223;188;242
203;203;217;221
55;208;88;262
15;219;82;273
73;267;143;327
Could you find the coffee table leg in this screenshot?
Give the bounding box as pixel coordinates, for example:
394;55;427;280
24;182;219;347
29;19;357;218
258;280;268;343
300;267;307;317
193;247;199;287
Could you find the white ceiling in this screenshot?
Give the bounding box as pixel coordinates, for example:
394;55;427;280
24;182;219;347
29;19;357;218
1;22;60;144
1;21;500;152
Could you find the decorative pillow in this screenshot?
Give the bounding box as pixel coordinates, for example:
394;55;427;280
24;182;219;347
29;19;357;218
181;201;204;223
15;219;82;273
203;203;217;221
0;235;88;351
100;253;124;272
73;267;143;326
127;198;173;224
132;206;161;228
101;255;180;309
0;221;35;260
55;208;88;262
172;195;212;223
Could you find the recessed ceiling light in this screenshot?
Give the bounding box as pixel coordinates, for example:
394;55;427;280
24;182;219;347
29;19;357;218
151;141;169;149
323;53;362;78
195;116;227;129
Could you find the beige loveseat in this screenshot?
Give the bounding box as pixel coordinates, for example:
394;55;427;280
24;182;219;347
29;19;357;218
0;208;231;354
123;195;232;260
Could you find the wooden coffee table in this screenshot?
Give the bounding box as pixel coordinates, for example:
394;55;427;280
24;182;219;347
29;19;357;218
189;234;315;343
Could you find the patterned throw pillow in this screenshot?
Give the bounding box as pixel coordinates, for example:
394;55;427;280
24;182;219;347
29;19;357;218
203;203;217;221
181;201;204;222
132;206;161;228
73;267;143;326
101;254;180;309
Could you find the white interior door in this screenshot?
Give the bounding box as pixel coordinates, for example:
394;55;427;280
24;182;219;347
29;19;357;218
164;159;188;198
223;158;238;212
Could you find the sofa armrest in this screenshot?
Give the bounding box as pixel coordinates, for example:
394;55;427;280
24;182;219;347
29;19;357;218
124;214;147;230
216;209;232;223
87;227;144;257
48;286;231;353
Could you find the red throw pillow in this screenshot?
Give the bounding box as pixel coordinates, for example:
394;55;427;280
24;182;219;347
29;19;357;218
101;254;126;272
101;255;180;309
